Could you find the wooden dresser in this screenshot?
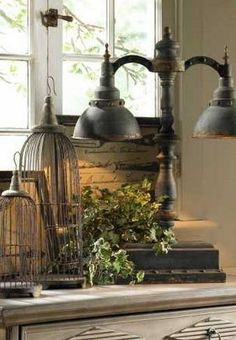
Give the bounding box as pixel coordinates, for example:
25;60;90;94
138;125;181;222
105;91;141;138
2;273;236;340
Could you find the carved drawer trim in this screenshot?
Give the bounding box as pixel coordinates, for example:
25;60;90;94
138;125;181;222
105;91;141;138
165;317;236;339
65;325;143;340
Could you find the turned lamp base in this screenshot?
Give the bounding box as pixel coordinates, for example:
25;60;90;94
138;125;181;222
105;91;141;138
135;269;226;284
124;241;226;283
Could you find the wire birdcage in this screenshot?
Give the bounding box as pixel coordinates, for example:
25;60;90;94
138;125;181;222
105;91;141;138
20;90;84;288
0;155;42;298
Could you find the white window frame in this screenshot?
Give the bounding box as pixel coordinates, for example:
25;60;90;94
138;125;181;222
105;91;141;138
0;0;62;170
61;0;162;118
0;0;162;135
0;0;63;134
0;1;44;132
0;0;34;134
0;0;162;170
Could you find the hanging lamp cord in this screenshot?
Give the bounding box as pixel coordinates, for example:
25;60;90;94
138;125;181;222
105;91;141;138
46;0;57;97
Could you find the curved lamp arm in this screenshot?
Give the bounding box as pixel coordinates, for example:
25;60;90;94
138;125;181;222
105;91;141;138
185;48;231;78
112;55;153;74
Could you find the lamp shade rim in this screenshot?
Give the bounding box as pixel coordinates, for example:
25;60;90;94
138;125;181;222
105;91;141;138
193;133;236;139
1;189;31;198
193;104;236;139
73;105;142;141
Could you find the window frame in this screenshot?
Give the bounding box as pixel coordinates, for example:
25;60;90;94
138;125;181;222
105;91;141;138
0;0;60;170
0;0;163;134
0;0;32;133
61;0;162;119
0;0;162;170
0;0;50;132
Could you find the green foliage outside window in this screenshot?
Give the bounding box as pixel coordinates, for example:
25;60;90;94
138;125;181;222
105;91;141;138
0;0;27;91
63;0;154;116
63;0;148;94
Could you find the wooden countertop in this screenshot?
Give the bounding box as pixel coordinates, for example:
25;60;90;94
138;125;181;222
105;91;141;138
1;272;236;327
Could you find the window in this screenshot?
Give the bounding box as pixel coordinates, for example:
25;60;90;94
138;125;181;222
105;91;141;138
0;0;161;169
62;0;161;117
0;0;31;169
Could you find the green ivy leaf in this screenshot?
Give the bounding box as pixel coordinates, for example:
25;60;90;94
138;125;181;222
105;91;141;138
73;179;175;285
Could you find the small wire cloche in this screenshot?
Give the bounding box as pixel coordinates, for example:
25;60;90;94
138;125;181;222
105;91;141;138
0;153;42;298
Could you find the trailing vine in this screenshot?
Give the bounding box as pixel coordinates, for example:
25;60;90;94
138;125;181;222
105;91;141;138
82;179;176;286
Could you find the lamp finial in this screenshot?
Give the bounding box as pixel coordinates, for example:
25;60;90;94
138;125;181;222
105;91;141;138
104;43;111;62
223;45;229;64
164;26;172;38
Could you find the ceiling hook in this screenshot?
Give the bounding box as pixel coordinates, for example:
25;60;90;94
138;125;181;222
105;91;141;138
47;76;57;96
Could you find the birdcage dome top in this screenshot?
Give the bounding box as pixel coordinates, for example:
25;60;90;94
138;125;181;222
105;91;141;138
1;170;30;198
32;96;65;134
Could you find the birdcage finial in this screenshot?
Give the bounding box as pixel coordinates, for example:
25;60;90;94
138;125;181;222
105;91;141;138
32;76;66;132
47;76;57;96
1;152;29;197
13;151;21;170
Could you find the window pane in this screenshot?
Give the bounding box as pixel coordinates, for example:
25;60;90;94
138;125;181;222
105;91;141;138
0;135;27;170
115;0;155;57
116;64;156;117
63;0;106;55
0;60;28;129
0;0;28;54
63;61;100;115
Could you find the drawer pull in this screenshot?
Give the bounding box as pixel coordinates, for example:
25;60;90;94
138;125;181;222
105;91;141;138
207;327;221;340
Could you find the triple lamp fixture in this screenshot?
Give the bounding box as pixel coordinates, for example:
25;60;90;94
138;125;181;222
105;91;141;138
73;26;236;229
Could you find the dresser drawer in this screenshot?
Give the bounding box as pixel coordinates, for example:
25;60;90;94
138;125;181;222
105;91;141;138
21;305;236;340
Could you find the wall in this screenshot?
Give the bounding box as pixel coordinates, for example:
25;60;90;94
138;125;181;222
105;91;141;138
179;0;236;268
65;124;160;192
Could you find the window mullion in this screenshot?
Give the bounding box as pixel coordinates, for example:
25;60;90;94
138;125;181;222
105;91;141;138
32;0;62;123
31;0;48;126
0;54;30;61
107;0;115;57
63;54;104;63
48;0;63;116
0;129;30;135
155;0;162;118
155;0;162;46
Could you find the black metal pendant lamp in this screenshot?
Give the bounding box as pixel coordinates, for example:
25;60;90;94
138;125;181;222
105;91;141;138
73;45;142;141
192;50;236;138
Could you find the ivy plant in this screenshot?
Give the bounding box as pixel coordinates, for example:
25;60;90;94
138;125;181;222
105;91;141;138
82;178;176;286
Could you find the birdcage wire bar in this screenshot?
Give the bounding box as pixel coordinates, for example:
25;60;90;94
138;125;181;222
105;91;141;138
0;173;42;298
20;117;84;288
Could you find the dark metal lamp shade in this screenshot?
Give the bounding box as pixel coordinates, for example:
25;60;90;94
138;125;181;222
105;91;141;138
193;76;236;138
193;105;236;138
73;103;142;141
73;46;142;142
